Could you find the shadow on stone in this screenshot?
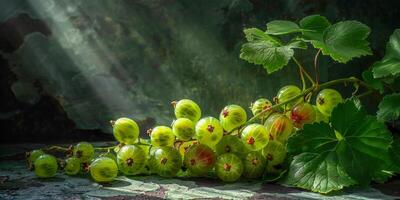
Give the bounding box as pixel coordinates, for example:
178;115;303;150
32;177;65;183
100;179;131;188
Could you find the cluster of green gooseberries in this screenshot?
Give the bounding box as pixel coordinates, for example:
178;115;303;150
26;86;342;183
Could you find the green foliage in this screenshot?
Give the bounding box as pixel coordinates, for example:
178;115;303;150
372;29;400;78
299;15;331;41
266;20;302;35
240;16;372;74
286;101;393;193
365;29;400;122
362;69;384;93
389;136;400;173
240;28;297;73
311;21;372;63
285;152;355;193
377;93;400;121
240;17;400;193
239;14;400;194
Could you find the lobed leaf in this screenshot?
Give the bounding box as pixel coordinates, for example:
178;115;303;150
287;122;337;154
287;39;307;49
299;15;331;41
286;101;393;193
377;93;400;121
240;29;298;74
335;115;392;184
389;136;400;173
243;28;280;44
265;20;301;35
372;29;400;78
240;41;294;74
362;69;384;93
312;21;372;63
285;152;355;194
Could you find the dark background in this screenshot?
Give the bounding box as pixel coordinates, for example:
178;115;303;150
1;0;399;143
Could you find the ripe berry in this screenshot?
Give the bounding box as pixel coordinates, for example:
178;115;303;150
264;113;293;143
250;98;273;117
184;144;216;176
173;99;201;122
241;124;269;151
290;102;316;128
316;89;343;117
219;105;247;132
276;85;303;110
111;118;140;145
215;153;244;182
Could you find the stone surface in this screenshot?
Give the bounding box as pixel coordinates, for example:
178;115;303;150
0;144;399;200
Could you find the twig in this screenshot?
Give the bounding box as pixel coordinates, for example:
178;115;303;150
293;57;316;86
313;50;321;85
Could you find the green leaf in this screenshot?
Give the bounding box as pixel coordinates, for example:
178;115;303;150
372;170;395;183
349;96;363;110
286;101;392;193
240;41;294;73
377;93;400;121
389;136;400;173
240;28;299;73
243;28;280;44
362;69;384;93
287;123;338;154
285;152;355;193
265;20;301;35
336;116;392;185
299;15;331;41
330;99;366;132
372;29;400;78
263;169;287;182
287;39;307;49
311;21;372;63
331;102;392;184
374;136;400;182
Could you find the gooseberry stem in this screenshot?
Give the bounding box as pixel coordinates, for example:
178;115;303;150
94;146;117;151
297;60;307;91
44;146;70;152
356;90;375;98
246;76;373;124
137;142;151;146
313;50;321;85
293;57;316;86
44;145;116;153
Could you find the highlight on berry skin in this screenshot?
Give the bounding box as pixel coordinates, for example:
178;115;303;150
250;98;273;117
89;157;118;183
215;135;247;156
150;126;175;147
117;145;146;175
264;113;293;143
276;85;303;110
215;153;244;182
241;124;269;151
184;144;216;176
111;117;140;145
173;99;202;122
172;118;195;141
316;88;343;117
195;117;223;147
219;104;247;132
289;102;316;128
148;146;182;177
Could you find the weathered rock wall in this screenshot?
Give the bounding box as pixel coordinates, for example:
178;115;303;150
1;0;399;142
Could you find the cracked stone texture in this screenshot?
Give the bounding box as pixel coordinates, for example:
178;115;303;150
1;144;399;200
